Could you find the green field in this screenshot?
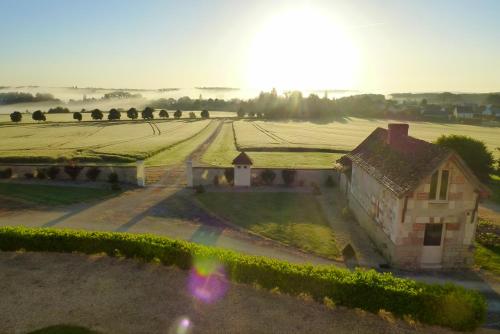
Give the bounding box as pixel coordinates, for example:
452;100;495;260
234;118;500;159
201;121;342;168
197;192;339;259
0;110;235;123
0;119;211;163
0;183;117;205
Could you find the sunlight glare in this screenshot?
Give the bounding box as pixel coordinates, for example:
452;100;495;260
247;7;359;91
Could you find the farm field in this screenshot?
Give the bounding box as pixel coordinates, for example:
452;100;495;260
0;120;212;163
201;121;341;168
0;110;235;123
234;118;500;159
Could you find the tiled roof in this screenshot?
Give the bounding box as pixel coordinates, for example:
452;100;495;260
338;128;451;197
232;151;253;165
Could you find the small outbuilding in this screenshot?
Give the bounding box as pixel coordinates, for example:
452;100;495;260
232;152;253;187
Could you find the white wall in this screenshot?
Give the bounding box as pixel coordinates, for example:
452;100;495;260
234;165;251;186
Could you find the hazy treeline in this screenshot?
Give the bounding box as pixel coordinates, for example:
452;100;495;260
0;92;60;105
149;96;236;111
391;92;500;105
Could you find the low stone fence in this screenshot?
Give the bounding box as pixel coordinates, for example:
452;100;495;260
0;163;139;185
191;165;339;187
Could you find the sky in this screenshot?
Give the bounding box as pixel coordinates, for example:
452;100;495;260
1;0;500;93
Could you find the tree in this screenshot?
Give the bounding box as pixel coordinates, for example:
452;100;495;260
201;109;210;118
32;110;46;122
174;110;182;119
248;111;256;118
261;169;276;185
159;109;169;119
73;112;82;122
281;169;296;186
237;107;245;118
47;106;70;113
127;108;138;120
435;135;494;181
224;168;234;184
189;112;196;119
91;109;103;120
142;107;154;120
108;108;121;120
10;111;22;123
64;164;83;181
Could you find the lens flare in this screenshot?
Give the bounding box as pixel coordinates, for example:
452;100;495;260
188;256;228;303
169;316;192;334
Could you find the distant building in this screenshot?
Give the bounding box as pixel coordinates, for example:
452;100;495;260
420;105;450;120
232;152;253;187
453;105;478;119
338;124;489;269
482;105;500;119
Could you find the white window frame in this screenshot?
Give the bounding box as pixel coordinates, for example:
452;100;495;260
429;169;450;202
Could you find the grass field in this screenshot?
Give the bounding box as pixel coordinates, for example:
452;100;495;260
0;119;211;163
196;192;339;259
145;120;219;166
0;110;235;123
475;244;500;278
234;118;500;159
201;121;342;168
0;183;117;205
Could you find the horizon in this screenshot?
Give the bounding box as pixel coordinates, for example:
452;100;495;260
1;0;500;93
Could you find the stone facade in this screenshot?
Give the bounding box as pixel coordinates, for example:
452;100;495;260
347;156;478;270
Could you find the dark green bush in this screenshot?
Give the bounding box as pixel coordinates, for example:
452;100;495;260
36;168;47;180
0;168;12;179
47;166;60;180
281;169;296;186
0;227;485;331
24;172;34;179
261;169;276;185
85;167;101;181
195;184;205;194
107;172;119;184
224;168;234;185
64;165;83;181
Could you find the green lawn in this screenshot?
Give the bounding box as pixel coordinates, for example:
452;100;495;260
0;183;117;205
196;192;339;259
489;174;500;204
201;121;342;168
475;244;500;277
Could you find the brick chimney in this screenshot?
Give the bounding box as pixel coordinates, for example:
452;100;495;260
387;123;409;146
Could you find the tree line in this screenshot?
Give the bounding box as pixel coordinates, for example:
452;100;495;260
8;107;210;123
0;92;60;105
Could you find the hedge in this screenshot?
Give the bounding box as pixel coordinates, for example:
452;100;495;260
0;227;486;331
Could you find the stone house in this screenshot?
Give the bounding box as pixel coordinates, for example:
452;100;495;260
338;124;489;269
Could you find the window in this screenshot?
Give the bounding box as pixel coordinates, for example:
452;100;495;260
423;224;443;246
429;170;450;201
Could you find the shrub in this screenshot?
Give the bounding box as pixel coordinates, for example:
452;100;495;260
0;226;486;331
281;169;296;186
142;107;154;120
108;108;121;120
237;107;245;118
435;135;494;182
47;106;70;114
85;167;101;181
91;109;103;120
24;172;34;179
159;109;169;119
213;175;219;186
64;165;83;181
108;172;119;184
311;182;321;195
127;108;139;120
201;110;210;118
32;110;46;122
73;112;82;122
261;169;276;185
325;175;336;188
195;184;205;194
36;168;47;180
224;168;234;184
47;166;60;180
10;111;22;123
189;112;196;119
0;168;12;179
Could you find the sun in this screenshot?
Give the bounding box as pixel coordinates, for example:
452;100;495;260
246;7;359;92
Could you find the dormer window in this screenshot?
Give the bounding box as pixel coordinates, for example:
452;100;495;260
429;170;450;201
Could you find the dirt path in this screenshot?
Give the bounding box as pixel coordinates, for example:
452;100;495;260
0;251;460;334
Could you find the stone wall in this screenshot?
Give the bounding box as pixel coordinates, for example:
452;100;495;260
0;164;138;185
191;166;339;187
